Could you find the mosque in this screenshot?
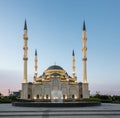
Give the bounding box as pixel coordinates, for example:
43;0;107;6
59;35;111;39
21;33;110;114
21;21;90;100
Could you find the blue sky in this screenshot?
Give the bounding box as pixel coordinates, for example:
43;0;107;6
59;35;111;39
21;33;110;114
0;0;120;95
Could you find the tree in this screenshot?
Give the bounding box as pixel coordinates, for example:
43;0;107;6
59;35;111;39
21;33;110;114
0;92;3;97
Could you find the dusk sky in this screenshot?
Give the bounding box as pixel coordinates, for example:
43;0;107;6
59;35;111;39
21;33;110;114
0;0;120;96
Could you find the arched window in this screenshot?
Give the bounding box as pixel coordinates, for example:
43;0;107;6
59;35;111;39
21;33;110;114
63;95;65;99
46;95;48;99
36;94;39;99
52;79;59;90
28;94;30;99
72;94;74;99
52;79;58;86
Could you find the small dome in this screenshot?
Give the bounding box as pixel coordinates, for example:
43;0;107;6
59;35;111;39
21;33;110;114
47;65;63;70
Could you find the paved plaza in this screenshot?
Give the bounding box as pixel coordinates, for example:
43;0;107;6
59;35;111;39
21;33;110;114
0;103;120;118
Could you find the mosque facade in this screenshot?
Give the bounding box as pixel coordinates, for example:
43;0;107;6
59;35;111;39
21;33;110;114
21;21;90;100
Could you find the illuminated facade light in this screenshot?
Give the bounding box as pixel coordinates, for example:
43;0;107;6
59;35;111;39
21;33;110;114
75;95;77;99
65;95;67;99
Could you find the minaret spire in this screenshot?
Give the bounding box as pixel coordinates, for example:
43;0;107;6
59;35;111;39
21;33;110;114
72;49;75;56
23;20;28;83
83;20;86;31
24;19;27;30
72;49;76;79
82;20;87;83
34;49;38;79
35;49;37;56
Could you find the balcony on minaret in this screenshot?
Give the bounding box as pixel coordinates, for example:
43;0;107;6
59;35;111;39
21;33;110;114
82;47;87;51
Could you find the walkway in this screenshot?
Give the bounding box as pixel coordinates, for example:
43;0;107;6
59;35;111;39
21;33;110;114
0;103;120;118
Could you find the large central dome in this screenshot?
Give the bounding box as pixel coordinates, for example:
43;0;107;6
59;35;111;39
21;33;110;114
47;65;64;70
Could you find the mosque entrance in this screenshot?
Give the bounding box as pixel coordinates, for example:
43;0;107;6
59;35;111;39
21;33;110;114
51;90;63;103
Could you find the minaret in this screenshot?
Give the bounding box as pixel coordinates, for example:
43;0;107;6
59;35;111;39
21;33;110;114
72;49;76;79
34;49;38;79
23;20;28;83
82;21;89;98
82;21;87;83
